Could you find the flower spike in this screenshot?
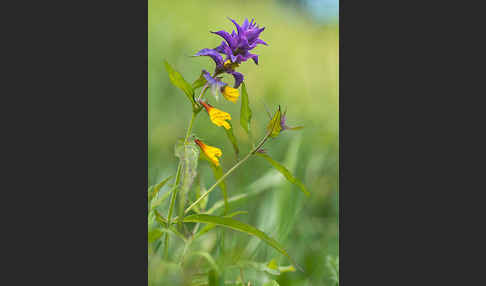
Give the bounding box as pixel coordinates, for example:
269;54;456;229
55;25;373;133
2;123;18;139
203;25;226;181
194;139;222;166
199;100;232;130
194;18;267;88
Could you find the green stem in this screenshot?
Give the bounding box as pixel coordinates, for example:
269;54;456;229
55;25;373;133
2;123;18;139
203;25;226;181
164;111;198;258
184;130;272;215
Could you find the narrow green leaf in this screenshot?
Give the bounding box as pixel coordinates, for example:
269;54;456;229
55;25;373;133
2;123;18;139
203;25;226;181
256;153;310;196
224;122;239;157
192;71;207;90
180;214;303;272
148;175;173;204
193;211;247;240
163;59;196;109
240;82;252;134
267;106;282;138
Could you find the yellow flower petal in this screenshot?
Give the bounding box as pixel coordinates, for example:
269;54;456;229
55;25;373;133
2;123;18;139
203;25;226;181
195;139;222;166
208;107;232;130
221;86;240;103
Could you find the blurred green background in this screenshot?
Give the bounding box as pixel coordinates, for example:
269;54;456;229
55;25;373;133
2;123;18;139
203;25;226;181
149;0;338;285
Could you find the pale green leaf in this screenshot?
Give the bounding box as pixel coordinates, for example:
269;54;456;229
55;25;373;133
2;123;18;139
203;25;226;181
263;280;280;286
180;214;303;272
256;153;310;196
240;82;252;134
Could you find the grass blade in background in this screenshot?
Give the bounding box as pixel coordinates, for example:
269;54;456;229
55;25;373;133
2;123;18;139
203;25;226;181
180;214;303;272
256;153;309;196
240;82;252;134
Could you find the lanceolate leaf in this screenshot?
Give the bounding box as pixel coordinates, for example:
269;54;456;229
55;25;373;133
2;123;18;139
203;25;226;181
256;153;310;196
180;214;303;272
193;211;247;240
240;82;252;134
224;122;239;157
163;60;197;109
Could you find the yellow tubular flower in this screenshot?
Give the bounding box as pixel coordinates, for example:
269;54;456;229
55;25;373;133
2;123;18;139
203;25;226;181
221;86;240;103
200;101;232;130
195;139;222;166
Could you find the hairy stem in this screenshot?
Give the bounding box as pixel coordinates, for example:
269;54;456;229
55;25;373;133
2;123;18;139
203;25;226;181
164;111;198;258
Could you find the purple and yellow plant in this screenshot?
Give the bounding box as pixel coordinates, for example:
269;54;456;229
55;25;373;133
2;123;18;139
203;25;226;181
150;17;309;285
195;18;267;88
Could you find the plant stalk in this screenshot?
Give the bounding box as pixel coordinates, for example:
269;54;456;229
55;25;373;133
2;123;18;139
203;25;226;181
184;130;272;215
164;111;198;258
